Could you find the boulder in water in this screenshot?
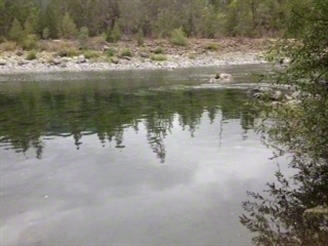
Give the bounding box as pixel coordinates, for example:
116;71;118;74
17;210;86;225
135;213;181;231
210;73;233;83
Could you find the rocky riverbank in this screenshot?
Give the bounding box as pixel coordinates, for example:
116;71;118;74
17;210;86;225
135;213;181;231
0;38;269;74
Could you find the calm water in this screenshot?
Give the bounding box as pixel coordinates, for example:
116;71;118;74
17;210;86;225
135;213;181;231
0;65;285;246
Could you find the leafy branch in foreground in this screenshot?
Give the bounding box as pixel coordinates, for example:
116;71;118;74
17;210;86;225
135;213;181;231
241;1;328;245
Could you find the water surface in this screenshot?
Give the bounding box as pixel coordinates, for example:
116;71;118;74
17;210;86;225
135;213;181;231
0;65;283;246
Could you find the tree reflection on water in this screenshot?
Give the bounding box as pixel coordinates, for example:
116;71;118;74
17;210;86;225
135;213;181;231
0;82;255;162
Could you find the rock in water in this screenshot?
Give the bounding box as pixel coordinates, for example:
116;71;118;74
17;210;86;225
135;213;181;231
210;73;233;83
217;73;233;80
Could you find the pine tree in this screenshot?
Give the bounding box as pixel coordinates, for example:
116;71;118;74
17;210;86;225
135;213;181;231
9;18;24;41
60;12;78;39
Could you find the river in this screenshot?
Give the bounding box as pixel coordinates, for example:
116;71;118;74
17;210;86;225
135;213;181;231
0;64;288;246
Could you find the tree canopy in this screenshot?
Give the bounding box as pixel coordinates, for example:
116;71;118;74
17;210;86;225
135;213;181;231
0;0;293;41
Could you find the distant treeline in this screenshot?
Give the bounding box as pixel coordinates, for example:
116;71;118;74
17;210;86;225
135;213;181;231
0;0;302;42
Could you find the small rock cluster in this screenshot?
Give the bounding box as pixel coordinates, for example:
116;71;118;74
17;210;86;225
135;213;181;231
248;85;301;105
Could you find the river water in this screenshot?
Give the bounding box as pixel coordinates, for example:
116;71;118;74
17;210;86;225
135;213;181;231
0;64;287;246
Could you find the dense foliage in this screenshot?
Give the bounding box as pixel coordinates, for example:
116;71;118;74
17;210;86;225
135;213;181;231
241;0;328;245
0;0;292;42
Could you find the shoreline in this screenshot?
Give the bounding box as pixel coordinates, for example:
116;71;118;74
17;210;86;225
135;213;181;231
0;38;269;75
0;52;267;75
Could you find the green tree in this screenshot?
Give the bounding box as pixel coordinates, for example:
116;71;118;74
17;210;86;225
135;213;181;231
24;8;40;36
195;4;220;38
42;27;50;39
8;18;24;41
170;27;188;46
107;21;121;42
154;8;179;37
0;0;295;40
222;0;289;36
60;12;78;39
95;0;120;34
118;0;143;35
78;26;89;49
241;0;328;244
267;0;328;159
39;4;58;38
0;0;40;37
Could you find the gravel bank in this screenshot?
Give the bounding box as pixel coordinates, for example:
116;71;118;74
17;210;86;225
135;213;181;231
0;38;271;74
0;51;266;74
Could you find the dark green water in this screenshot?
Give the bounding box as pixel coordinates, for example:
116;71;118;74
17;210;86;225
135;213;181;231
0;65;284;246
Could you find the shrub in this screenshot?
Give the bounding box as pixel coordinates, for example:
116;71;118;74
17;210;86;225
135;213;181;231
170;27;188;46
47;40;81;56
23;17;36;36
152;47;165;54
88;35;107;50
106;48;116;57
60;12;78;39
107;22;121;43
83;50;100;59
42;27;50;40
78;26;89;49
26;50;37;60
120;48;132;57
21;34;38;50
0;41;17;51
110;56;119;64
136;30;144;46
38;40;69;52
57;47;80;57
150;54;167;61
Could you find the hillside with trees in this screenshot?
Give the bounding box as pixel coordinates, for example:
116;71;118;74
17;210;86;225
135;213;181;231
0;0;293;44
